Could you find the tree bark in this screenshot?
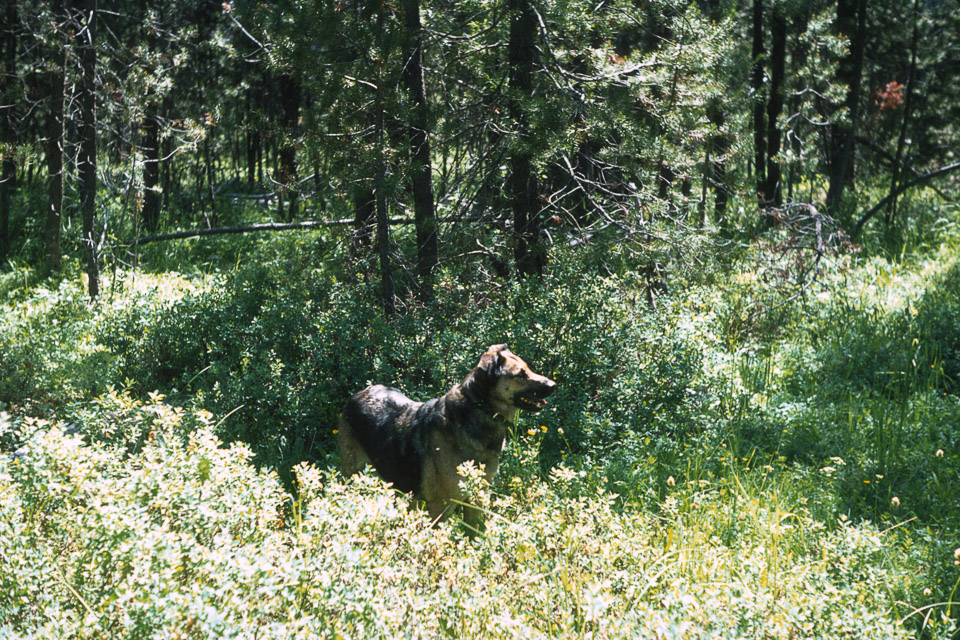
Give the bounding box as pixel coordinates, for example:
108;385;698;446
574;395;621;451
350;186;373;249
44;1;67;275
1;2;18;263
825;0;867;217
751;0;766;206
246;84;261;186
764;7;786;208
77;0;100;300
161;133;173;212
277;72;300;222
786;8;811;202
204;130;218;227
705;97;728;224
508;0;544;278
401;0;439;300
141;108;161;231
375;6;395;317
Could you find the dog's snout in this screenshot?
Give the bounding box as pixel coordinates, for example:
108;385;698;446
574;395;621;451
529;375;556;398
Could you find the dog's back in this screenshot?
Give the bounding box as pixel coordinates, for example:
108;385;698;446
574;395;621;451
338;385;431;494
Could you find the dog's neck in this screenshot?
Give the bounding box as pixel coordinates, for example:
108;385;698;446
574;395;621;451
460;387;517;426
486;399;519;425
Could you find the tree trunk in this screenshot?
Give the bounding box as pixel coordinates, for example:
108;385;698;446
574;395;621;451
0;149;12;264
45;2;67;275
401;0;439;300
706;98;729;225
376;157;395;317
256;119;263;185
277;72;300;222
751;0;766;207
825;0;867;217
375;7;395;317
204;131;218;227
352;186;375;249
142;107;161;231
246;84;260;186
786;8;812;202
77;0;100;300
161;134;173;212
764;7;786;208
1;2;18;263
508;0;544;278
884;0;919;227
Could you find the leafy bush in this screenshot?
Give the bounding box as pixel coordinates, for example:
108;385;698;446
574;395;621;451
2;411;955;639
0;277;114;413
93;254;703;485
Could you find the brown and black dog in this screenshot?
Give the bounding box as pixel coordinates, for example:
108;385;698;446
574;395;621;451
338;344;556;524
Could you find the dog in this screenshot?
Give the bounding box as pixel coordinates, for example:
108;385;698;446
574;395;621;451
338;344;556;524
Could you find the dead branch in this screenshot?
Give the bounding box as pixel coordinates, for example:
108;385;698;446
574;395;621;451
852;161;960;238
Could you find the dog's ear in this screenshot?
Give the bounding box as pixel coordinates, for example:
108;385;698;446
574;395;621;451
461;345;505;403
480;346;503;371
486;344;509;367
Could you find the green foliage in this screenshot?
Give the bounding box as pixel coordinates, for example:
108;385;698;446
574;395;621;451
2;0;960;633
3;208;960;637
89;250;705;487
0;275;113;412
2;410;956;639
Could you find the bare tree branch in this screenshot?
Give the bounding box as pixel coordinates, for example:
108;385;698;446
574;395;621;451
852;161;960;238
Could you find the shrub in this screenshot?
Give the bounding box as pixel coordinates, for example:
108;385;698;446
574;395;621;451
2;412;955;639
93;256;704;486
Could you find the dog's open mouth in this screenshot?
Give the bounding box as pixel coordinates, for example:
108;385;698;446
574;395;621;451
516;385;554;412
519;396;548;410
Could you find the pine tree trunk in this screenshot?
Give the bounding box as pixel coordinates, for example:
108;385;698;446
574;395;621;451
401;0;438;300
786;8;812;202
508;0;544;278
706;98;729;225
142;108;161;231
247;85;260;186
375;6;395;317
825;0;867;217
764;8;786;208
278;73;300;222
352;186;375;249
752;0;766;207
77;0;100;300
1;2;18;263
204;133;218;227
45;3;66;275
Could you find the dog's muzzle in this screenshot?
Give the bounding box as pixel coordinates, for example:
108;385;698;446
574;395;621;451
516;378;556;412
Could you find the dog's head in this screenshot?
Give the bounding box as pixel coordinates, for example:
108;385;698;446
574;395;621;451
461;344;556;415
